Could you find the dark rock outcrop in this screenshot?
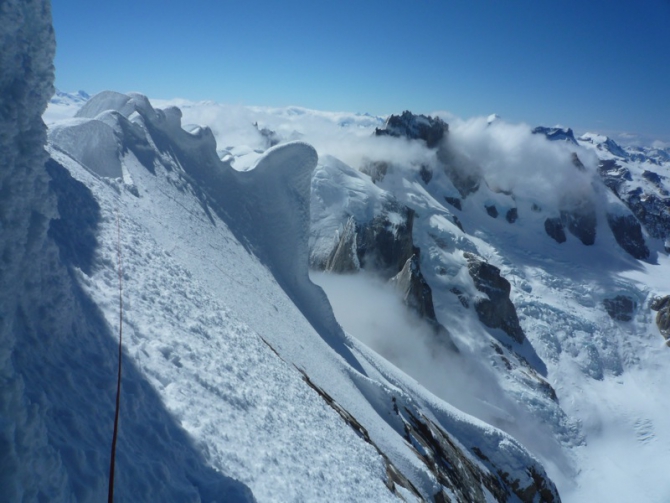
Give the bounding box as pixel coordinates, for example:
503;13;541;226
598;159;670;241
532;126;578;145
560;202;597;246
253;122;281;149
544;217;567;244
506;208;518;223
402;411;559;503
642;170;662;185
571;152;586;171
322;201;453;345
603;295;636;322
606;213;649;260
485;204;498;218
375;111;448;148
419;164;433;184
464;252;526;343
445;196;462;211
438;148;482;198
452;215;465;232
322;202;415;277
622;190;670;240
355;203;415;278
598;159;632;191
391;254;437;322
391;254;458;351
650;296;670;343
301;370;560;503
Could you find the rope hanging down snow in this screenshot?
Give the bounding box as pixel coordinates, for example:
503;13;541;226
108;210;124;503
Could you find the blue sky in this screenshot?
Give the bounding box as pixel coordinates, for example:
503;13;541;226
53;0;670;143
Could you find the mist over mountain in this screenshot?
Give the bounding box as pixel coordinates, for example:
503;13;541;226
4;3;670;501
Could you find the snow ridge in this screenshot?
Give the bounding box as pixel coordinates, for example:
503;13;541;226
39;89;562;501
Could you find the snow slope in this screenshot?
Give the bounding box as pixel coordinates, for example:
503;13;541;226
304;114;670;502
0;34;560;498
25;14;670;501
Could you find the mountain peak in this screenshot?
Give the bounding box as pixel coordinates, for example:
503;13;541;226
374;110;448;148
532;125;578;145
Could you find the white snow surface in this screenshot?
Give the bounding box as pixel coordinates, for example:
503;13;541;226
20;89;559;503
34;92;670;501
151;98;670;501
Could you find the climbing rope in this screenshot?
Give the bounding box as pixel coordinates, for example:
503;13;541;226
108;210;124;502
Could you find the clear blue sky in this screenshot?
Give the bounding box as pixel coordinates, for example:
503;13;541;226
52;0;670;143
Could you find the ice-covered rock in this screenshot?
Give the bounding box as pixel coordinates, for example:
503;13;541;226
463;253;526;344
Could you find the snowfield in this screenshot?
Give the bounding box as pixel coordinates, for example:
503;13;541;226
3;3;670;500
35;90;558;502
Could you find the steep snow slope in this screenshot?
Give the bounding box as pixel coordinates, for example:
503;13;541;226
106;97;670;502
27;87;561;502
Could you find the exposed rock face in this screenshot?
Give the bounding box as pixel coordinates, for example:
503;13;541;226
544;217;567;243
506;208;518;223
571;152;586;171
485;204;499;218
321;200;415;277
532;126;578;145
391;254;437;322
560;202;597;246
622;190;670;240
374;111;448;148
254;122;281;149
598;159;670;241
391;254;458;350
402;411;559;503
355;202;416;278
325;217;360;273
445;196;462;211
603;295;636;322
321;199;455;346
463;252;526;343
438;147;482;198
360;160;389;184
301;371;560;503
419;164;433;184
642;170;663;186
650;296;670;343
606;213;649;260
598;159;632;189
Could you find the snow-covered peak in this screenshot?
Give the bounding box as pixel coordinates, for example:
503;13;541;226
50;89;90;105
44;88;89;124
578;131;629;158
